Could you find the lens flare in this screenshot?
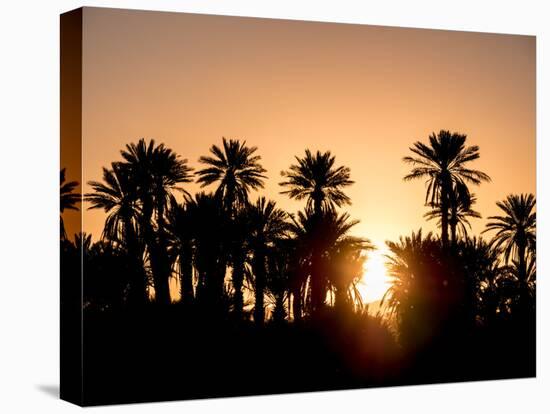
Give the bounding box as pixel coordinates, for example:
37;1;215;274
358;247;391;304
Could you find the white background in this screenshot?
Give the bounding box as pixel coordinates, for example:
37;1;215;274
0;0;547;412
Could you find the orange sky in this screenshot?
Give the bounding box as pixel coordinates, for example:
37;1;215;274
63;7;535;263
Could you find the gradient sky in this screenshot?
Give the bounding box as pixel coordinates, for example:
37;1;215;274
64;8;535;289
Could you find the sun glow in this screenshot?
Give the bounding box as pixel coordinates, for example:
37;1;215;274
358;247;391;305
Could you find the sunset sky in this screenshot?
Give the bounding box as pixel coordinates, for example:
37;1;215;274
64;7;535;302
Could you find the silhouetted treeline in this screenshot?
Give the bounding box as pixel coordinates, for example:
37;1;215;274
61;130;535;404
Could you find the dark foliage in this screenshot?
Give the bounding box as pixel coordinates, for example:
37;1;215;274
61;134;535;405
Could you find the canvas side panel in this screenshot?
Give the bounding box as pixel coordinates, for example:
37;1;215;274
60;7;83;407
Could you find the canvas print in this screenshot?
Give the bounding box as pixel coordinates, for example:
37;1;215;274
60;7;536;406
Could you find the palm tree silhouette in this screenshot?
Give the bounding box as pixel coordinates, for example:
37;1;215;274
196;137;267;213
280;149;354;217
73;135;539;393
326;235;373;312
424;188;481;244
75;231;93;252
383;230;443;348
86;163;148;305
82;234;134;310
120;138;194;304
86;164;139;243
166;197;195;305
403;130;490;246
247;197;290;325
265;239;294;323
186;192;229;309
274;231;307;322
60;168;80;240
484;194;536;286
196;138;267;314
471;241;509;324
501;253;537;312
289;207;364;315
228;207;253;318
280;150;354;312
454;236;505;324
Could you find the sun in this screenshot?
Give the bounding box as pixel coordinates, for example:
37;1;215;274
357;247;391;304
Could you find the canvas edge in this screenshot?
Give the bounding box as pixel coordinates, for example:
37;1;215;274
60;7;84;407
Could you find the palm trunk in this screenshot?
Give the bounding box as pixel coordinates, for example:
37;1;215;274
450;206;458;246
310;251;325;313
179;242;194;305
232;254;245;318
149;244;170;304
517;237;529;312
196;265;207;303
154;197;172;305
123;216;148;306
273;294;286;323
313;197;322;218
311;197;326;314
518;238;527;283
292;284;302;322
203;260;225;310
253;253;266;325
334;287;348;313
440;185;450;247
140;198;170;304
217;256;228;305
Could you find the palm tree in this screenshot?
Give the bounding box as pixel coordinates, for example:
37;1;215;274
60;168;80;240
289;207;364;314
186;192;229;310
85;163;148;305
501;254;537;313
326;236;373;313
120;138;194;304
265;240;292;323
247;197;290;325
483;194;536;286
166;197;195;305
196;138;267;314
280;150;354;313
229;207;253;318
280;149;354;217
383;230;442;348
86;163;139;243
403;130;490;245
274;233;306;322
454;236;505;325
424;187;481;245
82;235;133;310
196;137;267;213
